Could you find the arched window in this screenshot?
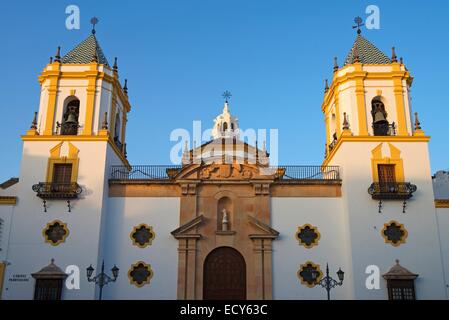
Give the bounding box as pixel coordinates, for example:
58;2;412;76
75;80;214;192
61;98;80;135
223;122;228;132
371;96;390;136
114;113;121;147
231;123;234;130
217;197;232;231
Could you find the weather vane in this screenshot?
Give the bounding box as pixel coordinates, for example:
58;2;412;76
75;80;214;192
222;90;232;102
91;17;99;34
352;16;364;34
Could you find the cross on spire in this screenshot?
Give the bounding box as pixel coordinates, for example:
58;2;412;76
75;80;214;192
90;17;99;35
222;90;232;103
352;16;364;35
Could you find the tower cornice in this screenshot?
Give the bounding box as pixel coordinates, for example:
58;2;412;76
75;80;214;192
322;135;430;167
322;67;411;114
37;68;131;113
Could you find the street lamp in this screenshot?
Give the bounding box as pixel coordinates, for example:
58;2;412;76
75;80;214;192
86;260;119;300
312;263;344;300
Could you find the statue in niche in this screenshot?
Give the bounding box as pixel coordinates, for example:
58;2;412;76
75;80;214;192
221;209;229;231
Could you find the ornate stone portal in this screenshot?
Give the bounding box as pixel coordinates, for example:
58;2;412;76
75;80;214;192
171;155;279;300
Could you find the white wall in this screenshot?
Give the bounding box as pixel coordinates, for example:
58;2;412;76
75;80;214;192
2;140;109;300
271;197;351;300
102;197;180;300
330;141;447;299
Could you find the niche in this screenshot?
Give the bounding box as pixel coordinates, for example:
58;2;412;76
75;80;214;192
217;197;232;231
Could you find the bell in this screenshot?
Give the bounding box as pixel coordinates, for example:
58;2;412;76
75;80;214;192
373;110;387;123
65;111;78;124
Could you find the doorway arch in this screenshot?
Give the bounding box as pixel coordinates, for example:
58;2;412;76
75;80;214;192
203;247;246;300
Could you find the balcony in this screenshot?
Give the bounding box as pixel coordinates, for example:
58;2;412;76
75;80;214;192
32;182;82;200
109;165;340;181
368;182;417;200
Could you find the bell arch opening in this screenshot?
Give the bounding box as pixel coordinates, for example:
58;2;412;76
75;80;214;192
371;96;391;136
114;113;122;148
60;97;80;135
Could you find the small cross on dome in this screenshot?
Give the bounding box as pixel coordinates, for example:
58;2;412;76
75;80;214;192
222;90;232;103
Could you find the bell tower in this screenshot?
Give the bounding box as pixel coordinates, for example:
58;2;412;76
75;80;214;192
320;26;445;299
322;31;422;159
25;28;131;158
3;23;133;300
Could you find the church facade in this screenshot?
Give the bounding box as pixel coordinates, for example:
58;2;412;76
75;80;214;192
0;26;448;300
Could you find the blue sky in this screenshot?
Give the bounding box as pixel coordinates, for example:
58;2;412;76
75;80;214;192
0;0;448;182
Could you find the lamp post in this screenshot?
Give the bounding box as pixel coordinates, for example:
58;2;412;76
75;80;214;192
312;263;344;300
86;260;119;300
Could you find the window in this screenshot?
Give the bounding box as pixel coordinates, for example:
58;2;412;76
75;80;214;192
388;281;416;300
52;164;72;184
378;164;396;183
296;224;320;248
114;113;121;140
223;122;228;132
383;260;418;300
43;220;70;246
130;224;155;248
114;113;123;150
381;221;408;247
297;261;322;288
32;259;67;300
128;261;153;287
51;164;73;193
34;279;64;300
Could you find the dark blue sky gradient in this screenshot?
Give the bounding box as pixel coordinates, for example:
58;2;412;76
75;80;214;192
0;0;448;181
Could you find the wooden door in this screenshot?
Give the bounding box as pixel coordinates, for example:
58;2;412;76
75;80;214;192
203;247;246;300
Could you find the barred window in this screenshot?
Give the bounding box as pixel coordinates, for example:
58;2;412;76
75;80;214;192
387;279;416;300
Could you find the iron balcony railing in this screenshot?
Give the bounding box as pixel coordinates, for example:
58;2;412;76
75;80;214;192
32;182;82;199
110;165;181;180
278;165;340;180
109;165;340;181
368;182;417;200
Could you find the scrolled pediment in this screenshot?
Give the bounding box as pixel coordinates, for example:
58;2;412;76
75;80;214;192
173;162;277;181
